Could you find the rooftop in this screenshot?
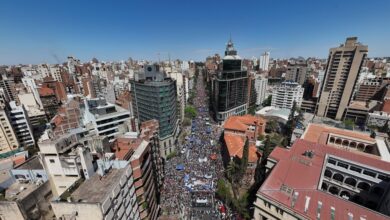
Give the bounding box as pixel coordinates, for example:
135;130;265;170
38;87;55;96
301;123;374;144
70;168;125;203
224;134;259;163
258;139;390;220
14;156;43;170
5;181;42;201
224;114;265;132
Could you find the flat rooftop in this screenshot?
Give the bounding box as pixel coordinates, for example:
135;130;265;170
5;182;41;201
70;168;125;203
15;156;43;170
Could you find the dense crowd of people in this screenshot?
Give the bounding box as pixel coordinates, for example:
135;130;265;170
160;71;226;219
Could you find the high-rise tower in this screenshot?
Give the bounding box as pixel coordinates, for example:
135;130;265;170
212;39;248;122
316;37;368;120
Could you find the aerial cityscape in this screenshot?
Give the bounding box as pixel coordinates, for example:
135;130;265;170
1;0;390;220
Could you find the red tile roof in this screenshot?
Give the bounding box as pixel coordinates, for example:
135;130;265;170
224;134;260;163
38;87;55;96
258;139;390;220
224;114;265;132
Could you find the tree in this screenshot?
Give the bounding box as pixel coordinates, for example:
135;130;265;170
265;119;278;133
182;118;191;126
240;138;249;176
184;106;197;119
343;119;355;130
262;95;272;107
284;101;297;146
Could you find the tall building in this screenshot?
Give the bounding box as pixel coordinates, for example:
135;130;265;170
114;136;160;220
285;64;308;85
259;51;270;71
316;37;368;120
0;105;19;154
131;64;179;158
271;81;304;109
8;101;35;148
212;39;249;122
254;75;268;106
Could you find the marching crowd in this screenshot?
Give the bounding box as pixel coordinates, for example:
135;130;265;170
160;71;226;219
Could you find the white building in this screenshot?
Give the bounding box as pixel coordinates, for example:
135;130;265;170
21;77;43;109
51;161;140;220
9;101;35;148
255;75;268;106
82;98;131;140
259;52;270;71
367;111;390;128
271;81;304;109
38;132;95;197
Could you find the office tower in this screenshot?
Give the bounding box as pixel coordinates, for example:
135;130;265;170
259;51;270;71
0;76;17;102
271;81;304;109
255;75;268;106
316;37;368;120
212;39;249;122
131;64;179;158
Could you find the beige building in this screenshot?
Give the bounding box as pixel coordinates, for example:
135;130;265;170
0;102;19;153
316;37;368;120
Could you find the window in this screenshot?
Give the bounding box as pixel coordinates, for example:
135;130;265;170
363;170;376;178
350;166;362;173
337;162;348;169
49;159;55;163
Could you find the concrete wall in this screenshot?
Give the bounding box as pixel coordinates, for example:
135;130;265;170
0;201;26;220
51;202;103;220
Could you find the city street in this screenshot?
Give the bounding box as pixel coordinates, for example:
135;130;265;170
160;69;227;219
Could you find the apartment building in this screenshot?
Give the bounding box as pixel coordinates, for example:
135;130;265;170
0;106;19;154
271;81;304;109
8;101;35;148
51;163;141;220
82;98;131;140
316;37;368;120
38;132;95;197
254;75;268;106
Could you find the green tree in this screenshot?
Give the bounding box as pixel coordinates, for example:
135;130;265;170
240;138;249;176
184;105;197;119
262;95;272;107
284;101;297;145
379;120;389;133
265;119;278;133
343;119;355;130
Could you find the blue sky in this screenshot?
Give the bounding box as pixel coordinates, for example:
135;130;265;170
1;0;389;64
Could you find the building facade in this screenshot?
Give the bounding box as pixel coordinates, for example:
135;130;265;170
259;52;270;71
131;65;179;158
212;40;249;122
316;37;368;120
254;75;268;106
271;81;304;109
